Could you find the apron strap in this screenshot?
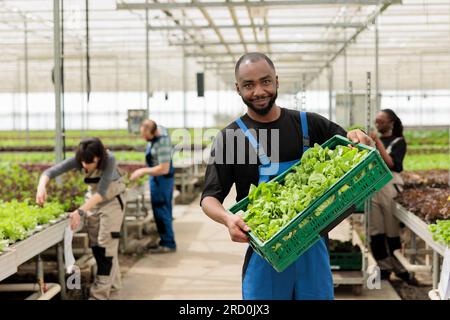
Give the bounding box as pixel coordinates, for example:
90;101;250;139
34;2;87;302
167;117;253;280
385;137;402;154
300;111;310;153
235;118;270;165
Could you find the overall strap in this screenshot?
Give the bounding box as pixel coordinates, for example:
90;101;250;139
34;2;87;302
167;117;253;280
235;118;270;165
145;142;152;154
300;111;310;152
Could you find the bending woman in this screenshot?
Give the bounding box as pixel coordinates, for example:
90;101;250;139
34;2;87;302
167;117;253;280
36;137;126;299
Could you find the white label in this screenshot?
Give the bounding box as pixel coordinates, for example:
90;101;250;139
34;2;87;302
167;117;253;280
438;247;450;300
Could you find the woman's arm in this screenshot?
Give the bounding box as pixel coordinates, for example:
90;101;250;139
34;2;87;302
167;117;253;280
36;174;50;205
370;133;395;169
36;157;79;205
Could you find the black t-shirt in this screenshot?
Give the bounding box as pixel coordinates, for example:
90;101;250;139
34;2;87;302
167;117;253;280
201;108;347;204
379;136;407;173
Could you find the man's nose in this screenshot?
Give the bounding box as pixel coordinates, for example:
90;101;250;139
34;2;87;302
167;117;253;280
253;84;265;97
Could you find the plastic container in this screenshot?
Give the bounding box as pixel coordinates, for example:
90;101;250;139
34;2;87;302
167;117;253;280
228;135;393;272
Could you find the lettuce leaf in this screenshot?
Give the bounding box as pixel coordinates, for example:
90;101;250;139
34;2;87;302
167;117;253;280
243;143;368;243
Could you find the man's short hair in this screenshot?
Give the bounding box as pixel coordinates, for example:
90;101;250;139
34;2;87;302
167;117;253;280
234;52;276;77
141;119;157;134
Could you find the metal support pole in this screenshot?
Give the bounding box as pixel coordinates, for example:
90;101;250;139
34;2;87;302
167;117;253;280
409;232;417;280
395;64;399;109
61;0;66;160
411;232;417;265
36;255;44;296
294;85;299;111
216;69;220;119
203;69;207;128
14;59;19;132
24;17;30;146
348;81;354;127
364;199;371;254
343;49;349;126
80;41;85;136
115;58;120;134
419;54;423;128
57;242;67;299
374;17;380;113
145;0;150;117
432;251;440;290
301;74;306;111
327;66;333;120
317;75;321;114
85;0;90;131
182;23;188;128
54;0;63;166
366;72;372;134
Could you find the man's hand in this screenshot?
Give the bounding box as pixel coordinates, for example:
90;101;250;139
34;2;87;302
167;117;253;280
36;186;47;206
225;213;250;243
130;168;147;181
69;210;81;231
347;129;375;147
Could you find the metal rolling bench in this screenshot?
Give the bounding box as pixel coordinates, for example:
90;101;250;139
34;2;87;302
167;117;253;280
392;203;447;292
174;160;198;204
0;217;71;299
120;184;151;253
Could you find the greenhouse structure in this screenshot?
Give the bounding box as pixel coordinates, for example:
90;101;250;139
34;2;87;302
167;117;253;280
0;0;449;304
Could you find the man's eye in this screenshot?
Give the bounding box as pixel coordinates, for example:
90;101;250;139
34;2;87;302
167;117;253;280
244;84;252;89
263;80;271;84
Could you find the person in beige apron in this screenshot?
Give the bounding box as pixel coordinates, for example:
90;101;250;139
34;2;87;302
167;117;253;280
369;109;418;285
36;137;126;299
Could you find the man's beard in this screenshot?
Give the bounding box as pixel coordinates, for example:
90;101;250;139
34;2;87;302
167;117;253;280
242;91;277;116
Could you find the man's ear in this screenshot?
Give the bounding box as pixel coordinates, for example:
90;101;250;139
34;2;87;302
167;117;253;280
235;82;241;96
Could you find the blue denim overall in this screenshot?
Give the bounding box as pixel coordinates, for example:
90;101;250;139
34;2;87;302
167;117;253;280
236;111;334;300
146;139;176;249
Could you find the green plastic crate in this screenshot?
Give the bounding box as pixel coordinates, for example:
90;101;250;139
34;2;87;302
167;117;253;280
354;202;366;213
228;135;393;272
330;252;363;271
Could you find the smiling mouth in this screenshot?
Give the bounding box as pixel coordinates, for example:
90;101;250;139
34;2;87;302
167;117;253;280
253;98;269;105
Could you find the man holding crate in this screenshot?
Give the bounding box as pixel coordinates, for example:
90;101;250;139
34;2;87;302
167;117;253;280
201;52;373;300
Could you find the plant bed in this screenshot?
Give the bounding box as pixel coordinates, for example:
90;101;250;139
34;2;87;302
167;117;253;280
0;200;67;253
428;220;450;247
404;129;449;146
0;164;85;212
395;187;450;224
403;153;449;171
406;147;449;155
